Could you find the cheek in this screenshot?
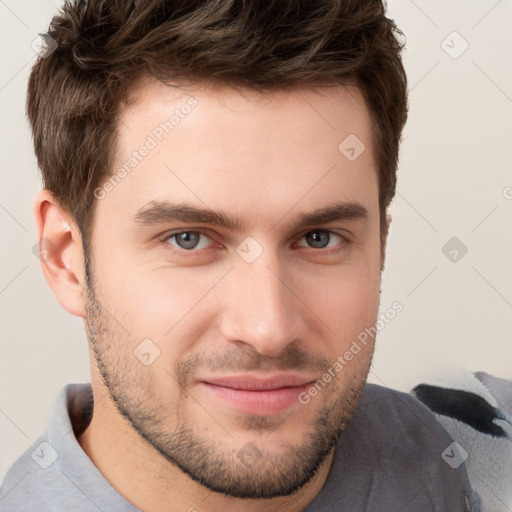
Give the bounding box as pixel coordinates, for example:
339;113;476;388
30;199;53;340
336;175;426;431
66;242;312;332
93;263;225;348
304;250;381;306
295;254;381;345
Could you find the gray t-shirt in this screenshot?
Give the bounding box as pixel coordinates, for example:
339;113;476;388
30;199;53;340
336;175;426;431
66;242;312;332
0;383;481;511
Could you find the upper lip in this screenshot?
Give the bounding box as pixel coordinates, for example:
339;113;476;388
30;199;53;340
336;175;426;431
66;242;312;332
199;373;316;391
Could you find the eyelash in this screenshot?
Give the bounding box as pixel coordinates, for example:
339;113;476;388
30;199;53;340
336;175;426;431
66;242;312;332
157;229;351;257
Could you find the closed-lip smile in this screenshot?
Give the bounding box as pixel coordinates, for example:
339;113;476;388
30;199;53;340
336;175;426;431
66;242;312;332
197;373;317;415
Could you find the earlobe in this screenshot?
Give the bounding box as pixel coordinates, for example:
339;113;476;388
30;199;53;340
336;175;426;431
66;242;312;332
33;189;87;318
386;213;392;233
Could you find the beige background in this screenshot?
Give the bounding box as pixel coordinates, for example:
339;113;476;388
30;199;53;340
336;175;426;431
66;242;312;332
1;0;511;482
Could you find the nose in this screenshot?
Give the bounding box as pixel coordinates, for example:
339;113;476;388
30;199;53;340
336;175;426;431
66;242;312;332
218;252;307;357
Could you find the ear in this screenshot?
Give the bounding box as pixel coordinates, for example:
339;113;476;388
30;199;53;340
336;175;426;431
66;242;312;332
380;212;392;272
33;189;87;317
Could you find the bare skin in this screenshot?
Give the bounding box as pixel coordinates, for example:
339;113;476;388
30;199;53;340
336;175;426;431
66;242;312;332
35;79;389;512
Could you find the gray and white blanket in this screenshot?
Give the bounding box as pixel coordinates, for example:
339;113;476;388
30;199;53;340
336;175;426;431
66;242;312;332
412;372;512;512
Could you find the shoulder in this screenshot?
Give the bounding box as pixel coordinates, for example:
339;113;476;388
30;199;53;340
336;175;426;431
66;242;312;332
0;433;59;511
360;381;445;418
304;383;482;512
357;382;453;434
345;383;460;467
1;383;94;512
1;383;140;512
352;383;479;478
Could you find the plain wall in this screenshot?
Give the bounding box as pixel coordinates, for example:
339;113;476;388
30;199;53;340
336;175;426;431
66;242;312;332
1;0;511;481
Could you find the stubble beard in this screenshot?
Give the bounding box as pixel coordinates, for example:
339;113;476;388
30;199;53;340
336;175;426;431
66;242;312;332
83;275;374;499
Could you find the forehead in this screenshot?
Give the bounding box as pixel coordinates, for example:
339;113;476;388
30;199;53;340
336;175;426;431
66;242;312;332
119;78;372;152
100;78;377;229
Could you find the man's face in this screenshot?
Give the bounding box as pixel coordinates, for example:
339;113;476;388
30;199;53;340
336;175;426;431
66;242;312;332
84;79;383;499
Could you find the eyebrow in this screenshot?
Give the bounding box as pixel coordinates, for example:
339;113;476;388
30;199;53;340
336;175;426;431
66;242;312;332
132;200;368;231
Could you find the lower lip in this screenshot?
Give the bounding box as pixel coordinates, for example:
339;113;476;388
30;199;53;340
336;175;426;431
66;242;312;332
198;382;310;415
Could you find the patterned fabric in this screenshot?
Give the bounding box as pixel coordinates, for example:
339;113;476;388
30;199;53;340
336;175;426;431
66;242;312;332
412;371;512;512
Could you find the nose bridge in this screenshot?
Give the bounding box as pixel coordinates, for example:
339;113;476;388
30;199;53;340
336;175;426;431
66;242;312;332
219;250;303;356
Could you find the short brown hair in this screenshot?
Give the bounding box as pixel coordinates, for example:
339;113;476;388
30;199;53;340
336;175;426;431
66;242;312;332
27;0;407;257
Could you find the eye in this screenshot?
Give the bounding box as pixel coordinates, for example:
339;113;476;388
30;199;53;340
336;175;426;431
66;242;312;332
164;231;213;251
296;230;346;250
